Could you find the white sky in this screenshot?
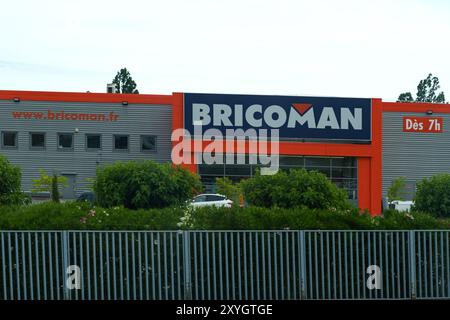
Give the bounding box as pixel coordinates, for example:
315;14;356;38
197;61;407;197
1;0;449;101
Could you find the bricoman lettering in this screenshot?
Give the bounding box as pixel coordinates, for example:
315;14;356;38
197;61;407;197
192;102;363;132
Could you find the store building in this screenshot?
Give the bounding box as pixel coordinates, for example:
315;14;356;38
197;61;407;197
0;90;449;215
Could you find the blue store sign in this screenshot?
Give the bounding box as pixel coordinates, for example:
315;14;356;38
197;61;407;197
184;93;372;142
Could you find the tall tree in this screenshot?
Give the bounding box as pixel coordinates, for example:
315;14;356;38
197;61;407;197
398;73;446;103
112;68;139;94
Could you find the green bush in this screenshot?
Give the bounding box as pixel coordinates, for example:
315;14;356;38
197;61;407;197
413;174;450;218
387;177;407;202
240;169;350;210
0;202;185;230
93;160;202;209
0;155;30;206
0;202;447;231
215;177;242;206
176;206;448;230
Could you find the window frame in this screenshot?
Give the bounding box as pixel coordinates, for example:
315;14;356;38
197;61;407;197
57;132;74;151
85;133;102;151
140;135;157;153
29;132;46;150
1;131;18;149
113;134;129;152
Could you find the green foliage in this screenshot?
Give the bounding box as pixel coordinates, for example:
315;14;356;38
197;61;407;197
397;92;414;102
0;203;448;230
398;73;447;103
93;160;202;209
0;202;184;230
112;68;139;94
387;177;407;202
0;155;29;205
413;174;450;218
32;169;68;202
240;169;350;210
215;177;242;206
51;174;60;203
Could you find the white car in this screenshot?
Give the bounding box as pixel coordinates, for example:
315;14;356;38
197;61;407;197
389;200;414;212
190;194;233;208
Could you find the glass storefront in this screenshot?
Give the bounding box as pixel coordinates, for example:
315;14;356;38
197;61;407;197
198;155;358;201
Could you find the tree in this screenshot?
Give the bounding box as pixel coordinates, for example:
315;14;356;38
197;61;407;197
32;169;68;203
215;177;243;206
413;174;450;218
112;68;139;94
398;73;446;103
387;177;407;203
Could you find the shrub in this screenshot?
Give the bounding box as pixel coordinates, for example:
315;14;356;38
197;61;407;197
240;169;350;210
215;177;242;206
93;160;202;209
178;206;447;230
413;174;450;218
0;202;185;230
0;203;448;231
387;177;407;202
0;155;30;206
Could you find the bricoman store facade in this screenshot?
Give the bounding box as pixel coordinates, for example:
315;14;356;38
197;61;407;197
1;90;448;216
173;93;382;215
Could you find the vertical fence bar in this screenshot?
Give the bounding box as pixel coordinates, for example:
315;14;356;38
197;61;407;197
21;233;27;300
1;233;6;300
299;231;306;300
150;233;155;300
230;233;234;300
100;233;105;300
113;233;117;300
163;233;168;300
14;233;20;300
131;233;136;300
144;233;149;300
183;231;192;299
53;233;58;300
170;233;174;300
48;232;54;300
408;231;416;299
212;233;217;300
86;232;91;300
205;233;210;300
62;231;69;300
261;232;266;300
250;232;254;300
106;233;111;300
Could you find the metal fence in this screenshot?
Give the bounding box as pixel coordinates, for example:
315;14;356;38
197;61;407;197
1;230;449;300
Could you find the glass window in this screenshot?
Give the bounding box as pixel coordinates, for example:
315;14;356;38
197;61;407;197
331;157;357;168
206;195;225;202
193;195;207;203
224;164;251;176
141;135;156;152
2;132;17;148
305;157;331;167
198;164;225;176
279;156;305;167
86;134;101;150
114;135;129;151
30;133;45;149
58;133;74;150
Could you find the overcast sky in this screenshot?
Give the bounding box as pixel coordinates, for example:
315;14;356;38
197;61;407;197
1;0;449;101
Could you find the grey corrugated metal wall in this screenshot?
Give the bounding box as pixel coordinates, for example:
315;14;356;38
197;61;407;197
0;100;172;198
382;112;450;200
